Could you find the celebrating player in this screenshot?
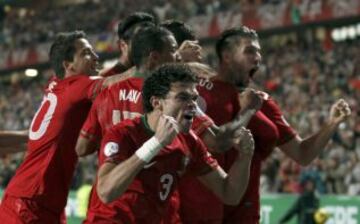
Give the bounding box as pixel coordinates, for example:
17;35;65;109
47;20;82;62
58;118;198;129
0;30;132;223
85;63;254;223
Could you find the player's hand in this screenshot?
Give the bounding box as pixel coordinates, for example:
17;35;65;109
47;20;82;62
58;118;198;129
329;99;351;125
233;127;254;157
177;40;202;62
238;88;263;112
155;115;179;146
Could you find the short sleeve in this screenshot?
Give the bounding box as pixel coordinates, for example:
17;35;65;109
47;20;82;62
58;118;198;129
186;132;218;176
99;127;132;165
261;97;297;146
80;101;101;142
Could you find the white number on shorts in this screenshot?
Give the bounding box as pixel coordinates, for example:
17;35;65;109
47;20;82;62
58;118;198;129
29;93;57;140
112;110;141;125
159;173;174;201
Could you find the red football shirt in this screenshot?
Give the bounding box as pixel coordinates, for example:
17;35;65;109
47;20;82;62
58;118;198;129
5;75;102;215
84;116;218;224
180;78;297;223
81;77;144;142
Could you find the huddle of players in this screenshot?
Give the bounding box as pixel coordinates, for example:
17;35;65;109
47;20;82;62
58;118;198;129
0;11;351;224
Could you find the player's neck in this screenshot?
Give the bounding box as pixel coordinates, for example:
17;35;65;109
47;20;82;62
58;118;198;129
217;64;236;85
145;111;162;134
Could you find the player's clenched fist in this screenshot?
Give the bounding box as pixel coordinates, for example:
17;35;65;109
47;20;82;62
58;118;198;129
238;88;263;112
329;99;351;125
178;40;202;62
155;115;179;146
233;127;254;156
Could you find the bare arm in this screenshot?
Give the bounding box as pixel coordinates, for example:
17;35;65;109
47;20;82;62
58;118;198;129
75;132;99;157
97;115;178;203
201;88;262;153
97;155;145;203
0;130;28;155
198;128;254;205
279;99;351;166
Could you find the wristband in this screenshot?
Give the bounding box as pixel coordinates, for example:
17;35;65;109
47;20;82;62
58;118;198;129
135;136;163;163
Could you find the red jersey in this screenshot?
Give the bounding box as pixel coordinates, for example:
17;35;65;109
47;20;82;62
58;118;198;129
5;75;102;215
81;77;144;141
180;78;297;223
84;116;218;224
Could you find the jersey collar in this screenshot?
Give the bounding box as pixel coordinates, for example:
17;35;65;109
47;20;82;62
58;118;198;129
141;115;155;136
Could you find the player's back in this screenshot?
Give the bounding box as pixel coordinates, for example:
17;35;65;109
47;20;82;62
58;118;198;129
6;74;101;214
90;77;144;136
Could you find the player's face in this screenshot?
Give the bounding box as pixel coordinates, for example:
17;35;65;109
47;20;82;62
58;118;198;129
70;38;99;76
161;82;198;133
228;38;261;89
156;35;181;65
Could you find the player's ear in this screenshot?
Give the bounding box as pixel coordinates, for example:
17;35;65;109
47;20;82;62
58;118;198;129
63;60;73;73
221;50;232;64
148;51;160;68
117;39;128;54
150;96;163;111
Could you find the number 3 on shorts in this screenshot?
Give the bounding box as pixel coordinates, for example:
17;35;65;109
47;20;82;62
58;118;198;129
29;93;57;140
159;173;174;201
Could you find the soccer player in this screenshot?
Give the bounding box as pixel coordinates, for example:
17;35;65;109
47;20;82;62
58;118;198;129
76;26;180;157
86;63;255;223
0;30;131;223
100;12;156;77
198;27;350;224
161;19;202;63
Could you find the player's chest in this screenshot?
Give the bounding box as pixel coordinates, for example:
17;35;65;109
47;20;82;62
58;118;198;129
248;111;279;158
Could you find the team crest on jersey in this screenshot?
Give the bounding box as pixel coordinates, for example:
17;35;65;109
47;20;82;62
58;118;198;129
104;142;119;157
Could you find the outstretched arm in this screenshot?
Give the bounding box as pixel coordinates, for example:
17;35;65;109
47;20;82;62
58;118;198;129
0;130;28;155
279;99;351;166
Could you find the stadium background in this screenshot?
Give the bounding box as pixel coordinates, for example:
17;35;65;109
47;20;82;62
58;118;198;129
0;0;359;223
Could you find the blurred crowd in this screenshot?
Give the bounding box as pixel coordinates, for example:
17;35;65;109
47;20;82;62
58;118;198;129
0;0;289;49
0;32;359;196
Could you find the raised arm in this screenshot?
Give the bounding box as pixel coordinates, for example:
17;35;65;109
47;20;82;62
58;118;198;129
201;88;262;153
279;99;351;166
97;115;178;203
197;127;254;205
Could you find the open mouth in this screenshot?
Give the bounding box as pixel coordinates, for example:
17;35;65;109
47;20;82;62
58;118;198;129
183;111;196;120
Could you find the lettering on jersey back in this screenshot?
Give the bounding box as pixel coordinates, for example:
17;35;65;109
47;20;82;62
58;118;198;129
119;89;141;103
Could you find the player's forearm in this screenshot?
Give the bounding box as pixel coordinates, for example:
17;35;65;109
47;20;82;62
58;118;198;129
210;109;256;153
0;144;27;156
222;153;252;205
297;121;338;166
97;155;145;203
0;130;28;149
75;137;98;157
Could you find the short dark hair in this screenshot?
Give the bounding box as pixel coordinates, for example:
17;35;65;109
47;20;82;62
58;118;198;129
49;30;86;78
117;12;156;42
130;26;174;68
161;20;196;45
142;63;198;113
215;26;259;61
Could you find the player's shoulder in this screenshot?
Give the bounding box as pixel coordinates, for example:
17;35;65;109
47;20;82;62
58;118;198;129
109;77;143;90
108;117;142;135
